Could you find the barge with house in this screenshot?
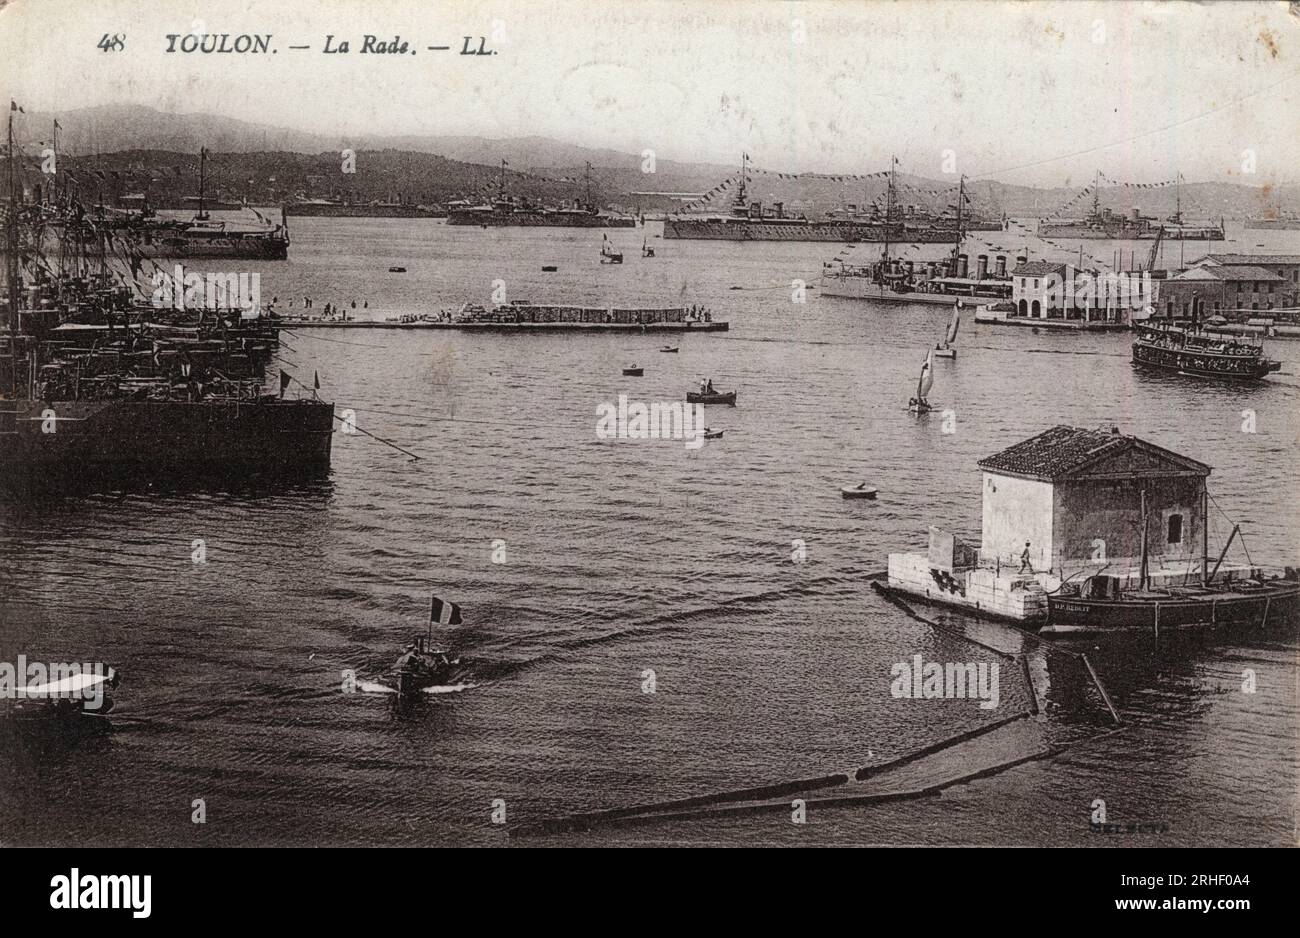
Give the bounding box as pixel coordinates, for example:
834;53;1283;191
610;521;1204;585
884;425;1300;634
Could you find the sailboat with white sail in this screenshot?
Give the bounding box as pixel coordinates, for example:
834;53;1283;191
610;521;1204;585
908;350;934;414
935;301;961;358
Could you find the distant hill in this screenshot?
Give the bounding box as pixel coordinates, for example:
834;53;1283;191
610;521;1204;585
13;104;1300;219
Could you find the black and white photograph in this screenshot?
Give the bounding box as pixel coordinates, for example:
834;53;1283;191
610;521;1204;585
0;0;1296;904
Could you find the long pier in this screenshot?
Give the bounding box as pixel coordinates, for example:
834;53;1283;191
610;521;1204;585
278;319;728;333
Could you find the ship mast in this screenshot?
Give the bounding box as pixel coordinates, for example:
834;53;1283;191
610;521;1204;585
51;118;58;204
1092;169;1100;218
950;174;966;269
498;158;507;202
6;106;19;398
197;146;209;220
883;155;896;264
584;161;592;208
1138;486;1149;591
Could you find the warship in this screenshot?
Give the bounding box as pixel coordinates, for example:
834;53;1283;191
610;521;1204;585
1245;212;1300;231
446;161;635;228
1039;171;1224;241
821;176;1016;303
664;155;960;243
108;148;290;259
1;118;331;490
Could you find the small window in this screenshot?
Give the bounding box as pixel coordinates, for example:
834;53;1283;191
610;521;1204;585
1167;514;1183;544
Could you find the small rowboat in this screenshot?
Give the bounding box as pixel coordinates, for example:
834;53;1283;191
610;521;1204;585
841;484;877;500
388;266;407;273
660;346;679;353
934;345;956;359
686;390;736;405
541;265;558;272
623;366;643;376
703;428;724;440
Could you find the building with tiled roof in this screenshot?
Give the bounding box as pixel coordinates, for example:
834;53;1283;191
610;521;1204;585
976;426;1209;574
1008;262;1151;327
1159;252;1298;318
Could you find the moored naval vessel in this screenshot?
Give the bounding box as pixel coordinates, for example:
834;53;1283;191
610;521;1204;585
1245;212;1300;231
663;155;963;243
820;175;1016;304
1;121;331;489
107;148;290;259
1038;171;1225;241
446;160;635;228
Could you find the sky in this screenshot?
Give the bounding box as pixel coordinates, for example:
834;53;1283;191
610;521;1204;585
1;0;1298;186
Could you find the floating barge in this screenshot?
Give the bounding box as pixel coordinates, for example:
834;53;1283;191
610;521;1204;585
282;302;728;333
884;425;1300;634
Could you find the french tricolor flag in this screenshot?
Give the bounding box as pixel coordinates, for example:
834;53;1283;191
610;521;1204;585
429;595;463;627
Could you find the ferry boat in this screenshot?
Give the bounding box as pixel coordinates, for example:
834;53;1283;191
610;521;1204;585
1131;321;1281;380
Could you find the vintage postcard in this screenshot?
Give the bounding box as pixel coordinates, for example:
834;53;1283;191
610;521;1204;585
0;0;1296;895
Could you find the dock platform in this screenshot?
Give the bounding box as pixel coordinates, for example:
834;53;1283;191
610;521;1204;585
278;319;728;333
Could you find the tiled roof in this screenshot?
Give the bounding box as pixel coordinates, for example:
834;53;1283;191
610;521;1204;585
1198;253;1300;266
1211;265;1286;282
1169;267;1226;281
978;425;1209;482
1011;261;1067;277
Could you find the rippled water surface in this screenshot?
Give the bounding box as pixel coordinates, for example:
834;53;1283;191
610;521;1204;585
1;219;1297;845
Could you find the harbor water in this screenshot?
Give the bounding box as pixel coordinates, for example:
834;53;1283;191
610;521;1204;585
2;219;1297;845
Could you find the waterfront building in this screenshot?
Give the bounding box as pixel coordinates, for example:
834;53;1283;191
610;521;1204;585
887;426;1215;621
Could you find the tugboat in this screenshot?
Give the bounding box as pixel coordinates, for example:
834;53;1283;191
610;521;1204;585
393;635;462;696
356;594;469;701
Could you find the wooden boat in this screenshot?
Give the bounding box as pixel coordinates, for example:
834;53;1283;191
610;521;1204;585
643;238;655;258
660;346;679;353
388;266;407;273
600;235;623;264
1044;490;1300;634
841;483;877;499
541;265;558;272
623;365;643;376
686;389;736;405
1046;574;1300;634
703;428;724;440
